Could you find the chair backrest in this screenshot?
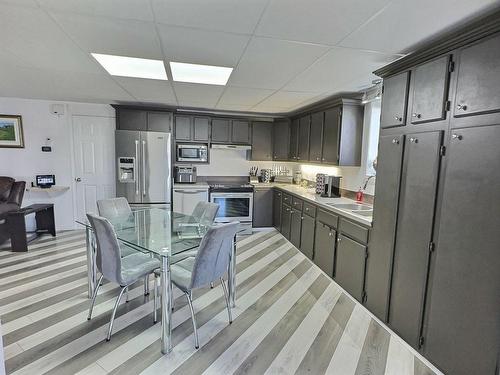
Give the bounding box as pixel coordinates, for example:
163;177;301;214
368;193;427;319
189;221;239;289
86;213;123;285
191;201;219;225
0;177;25;206
97;197;131;219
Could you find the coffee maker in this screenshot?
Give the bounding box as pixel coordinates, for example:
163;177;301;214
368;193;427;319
321;175;341;198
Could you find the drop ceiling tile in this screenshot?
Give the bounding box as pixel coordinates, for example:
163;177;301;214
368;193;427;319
283;47;400;93
39;0;154;22
173;82;225;108
256;0;390;45
113;77;177;104
157;24;250;67
0;64;56;100
218;87;275;107
52;12;162;59
0;5;102;74
340;0;499;54
228;37;329;90
257;91;320;108
151;0;268;34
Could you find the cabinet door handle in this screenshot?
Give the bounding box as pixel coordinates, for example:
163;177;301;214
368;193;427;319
316;157;320;161
329;232;333;237
451;134;463;140
394;115;402;122
337;237;341;242
409;137;419;143
456;104;467;111
305;207;309;211
392;138;400;145
412;113;422;119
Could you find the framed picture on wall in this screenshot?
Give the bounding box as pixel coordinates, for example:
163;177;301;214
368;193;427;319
0;115;24;148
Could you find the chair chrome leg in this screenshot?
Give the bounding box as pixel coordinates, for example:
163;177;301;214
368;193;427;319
144;274;150;296
185;292;199;349
210;282;214;289
220;277;232;324
106;286;127;341
87;274;104;320
125;286;130;302
153;274;159;324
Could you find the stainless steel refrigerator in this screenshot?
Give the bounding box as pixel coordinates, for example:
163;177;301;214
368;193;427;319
115;130;171;208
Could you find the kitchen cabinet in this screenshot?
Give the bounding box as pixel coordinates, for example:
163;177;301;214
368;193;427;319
321;107;340;164
251;122;273;161
289;207;302;249
300;214;315;260
389;131;443;348
410;56;450;125
289;119;299;160
232;120;250;144
453;33;500;122
273;190;282;230
193;117;210;141
281;203;292;239
365;134;405;322
211;118;231;143
309;112;323;162
424;125;500;375
313;222;336;277
338;104;364;166
380;71;410;128
273;119;290;161
147;111;172;133
297;115;310;161
175;115;192;141
335;234;367;302
117;109;147;131
253;187;273;227
172;186;209;215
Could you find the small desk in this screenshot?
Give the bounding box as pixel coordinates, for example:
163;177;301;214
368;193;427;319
7;204;56;252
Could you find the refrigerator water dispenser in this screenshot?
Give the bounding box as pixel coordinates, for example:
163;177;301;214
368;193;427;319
118;157;136;183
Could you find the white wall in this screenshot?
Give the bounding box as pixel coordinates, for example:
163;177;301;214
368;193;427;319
0;97;114;230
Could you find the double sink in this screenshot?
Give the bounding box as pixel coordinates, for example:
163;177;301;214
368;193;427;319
326;203;373;218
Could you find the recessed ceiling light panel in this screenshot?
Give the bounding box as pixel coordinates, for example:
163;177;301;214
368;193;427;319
170;62;233;85
91;53;167;80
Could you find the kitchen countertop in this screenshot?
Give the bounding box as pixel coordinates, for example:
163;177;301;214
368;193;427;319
173;182;209;189
252;183;372;227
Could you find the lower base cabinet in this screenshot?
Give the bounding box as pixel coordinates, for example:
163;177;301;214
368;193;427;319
253;188;273;227
281;204;291;239
290;208;302;248
335;234;367;302
313;222;336;277
273;190;282;231
300;214;315;259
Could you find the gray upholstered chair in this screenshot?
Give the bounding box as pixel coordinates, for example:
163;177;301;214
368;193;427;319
86;213;160;341
97;197;132;218
163;221;239;349
191;201;219;225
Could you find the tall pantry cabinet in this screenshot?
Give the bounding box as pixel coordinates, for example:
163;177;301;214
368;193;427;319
366;13;500;375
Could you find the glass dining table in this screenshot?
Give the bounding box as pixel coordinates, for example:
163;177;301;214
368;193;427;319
76;208;237;354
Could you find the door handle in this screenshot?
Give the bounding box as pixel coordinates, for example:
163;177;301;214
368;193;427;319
142;140;146;196
174;190;205;194
451;134;463;140
392;138;400;144
75;177;81;182
135;140;139;195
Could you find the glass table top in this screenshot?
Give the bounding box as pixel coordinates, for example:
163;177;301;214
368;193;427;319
76;208;210;258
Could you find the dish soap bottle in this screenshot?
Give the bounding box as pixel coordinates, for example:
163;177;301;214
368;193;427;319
356;188;364;202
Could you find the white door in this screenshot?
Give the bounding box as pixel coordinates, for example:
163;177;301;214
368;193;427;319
73;115;115;223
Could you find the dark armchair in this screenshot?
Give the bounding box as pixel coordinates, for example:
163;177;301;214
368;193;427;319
0;177;26;245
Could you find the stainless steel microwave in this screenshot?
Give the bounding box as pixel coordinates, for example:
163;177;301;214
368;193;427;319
176;144;208;162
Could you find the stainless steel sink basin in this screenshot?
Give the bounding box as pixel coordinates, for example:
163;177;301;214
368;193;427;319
328;203;373;211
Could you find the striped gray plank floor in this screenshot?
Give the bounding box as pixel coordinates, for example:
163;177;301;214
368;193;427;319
0;230;443;375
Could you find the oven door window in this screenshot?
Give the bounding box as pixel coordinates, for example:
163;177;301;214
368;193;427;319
213;197;250;218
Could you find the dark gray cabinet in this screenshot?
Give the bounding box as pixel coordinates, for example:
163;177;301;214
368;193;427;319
147;111;172;133
281;204;291;239
313;222;336;277
193;117;210;141
251;122;273;161
453;33;500;120
300;214;315;259
380;71;410;128
175;115;192;140
297;116;310;161
290;208;302;248
273;120;290;161
389;131;443;348
338;104;364;166
232;120;250;144
322;107;340;164
117;109;147;131
335;234;367;301
424;125;500;375
211;118;231;143
253;187;273;227
365;134;405;321
273;190;282;230
410;55;450;125
289;119;299;160
309;112;323;162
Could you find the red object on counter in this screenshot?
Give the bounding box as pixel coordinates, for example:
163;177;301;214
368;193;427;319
356;189;364;202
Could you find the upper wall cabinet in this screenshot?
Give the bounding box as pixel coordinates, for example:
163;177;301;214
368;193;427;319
211;118;251;144
309;112;324;162
251;121;273;161
380;71;410;128
174;115;210;142
116;108;172;133
410;55;451;125
289;118;300;160
338;104;364;166
146;111;173;133
452;33;500;124
232;120;251;144
273;119;290;161
322;107;340;164
297;115;311;162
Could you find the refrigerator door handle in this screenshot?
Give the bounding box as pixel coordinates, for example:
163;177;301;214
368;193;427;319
142;140;146;196
135;140;139;196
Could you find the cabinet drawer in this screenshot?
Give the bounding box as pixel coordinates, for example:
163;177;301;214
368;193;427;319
282;193;292;205
292;197;303;211
339;218;369;244
303;202;316;217
316;209;338;229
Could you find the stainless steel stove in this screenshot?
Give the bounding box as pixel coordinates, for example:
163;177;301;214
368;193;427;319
209;183;254;234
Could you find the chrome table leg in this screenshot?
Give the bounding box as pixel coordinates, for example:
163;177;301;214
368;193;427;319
160;254;173;354
85;227;97;299
228;234;237;308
